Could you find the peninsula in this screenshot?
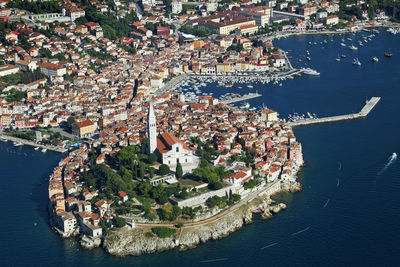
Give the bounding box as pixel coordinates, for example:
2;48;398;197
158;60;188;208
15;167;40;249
0;0;398;258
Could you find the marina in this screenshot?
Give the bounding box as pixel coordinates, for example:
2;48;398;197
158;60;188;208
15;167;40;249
287;97;381;127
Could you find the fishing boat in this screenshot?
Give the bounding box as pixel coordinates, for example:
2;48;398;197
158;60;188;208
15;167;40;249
371;57;379;62
384;52;392;57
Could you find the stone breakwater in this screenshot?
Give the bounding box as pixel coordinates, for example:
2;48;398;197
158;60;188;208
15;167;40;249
103;184;301;257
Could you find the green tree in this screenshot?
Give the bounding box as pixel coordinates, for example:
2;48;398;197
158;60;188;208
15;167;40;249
175;163;183;178
159;164;170;175
114;216;126;228
148;153;157;164
66;116;76;131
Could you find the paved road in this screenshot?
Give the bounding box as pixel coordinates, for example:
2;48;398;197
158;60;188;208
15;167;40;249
49;128;76;139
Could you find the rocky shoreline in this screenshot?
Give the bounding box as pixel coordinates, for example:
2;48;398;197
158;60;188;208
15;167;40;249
102;183;301;257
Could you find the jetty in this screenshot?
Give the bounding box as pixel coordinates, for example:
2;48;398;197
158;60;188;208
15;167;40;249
221;93;262;104
288;97;381;127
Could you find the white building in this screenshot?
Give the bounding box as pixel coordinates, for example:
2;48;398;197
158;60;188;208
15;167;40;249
56;211;77;234
0;64;20;77
39;62;66;77
172;0;182;14
156;132;199;172
326;15;339;25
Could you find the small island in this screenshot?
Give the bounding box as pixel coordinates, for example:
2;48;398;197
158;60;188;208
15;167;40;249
48;93;303;256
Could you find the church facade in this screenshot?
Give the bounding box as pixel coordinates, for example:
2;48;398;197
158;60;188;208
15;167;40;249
147;104;199;172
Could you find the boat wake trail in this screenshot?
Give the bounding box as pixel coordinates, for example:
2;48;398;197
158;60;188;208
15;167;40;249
377;152;397;175
200;258;228;263
260;242;278;250
292;226;310;236
323;198;330;208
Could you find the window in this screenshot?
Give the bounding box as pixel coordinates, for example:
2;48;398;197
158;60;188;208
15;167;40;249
176;147;179;152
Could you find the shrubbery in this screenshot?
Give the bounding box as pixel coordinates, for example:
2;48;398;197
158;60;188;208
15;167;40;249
151;227;176;238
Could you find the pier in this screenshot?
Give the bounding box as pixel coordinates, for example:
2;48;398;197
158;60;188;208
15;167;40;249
221;93;262;104
288;97;381;127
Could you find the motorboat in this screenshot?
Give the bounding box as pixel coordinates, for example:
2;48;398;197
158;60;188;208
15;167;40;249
302;68;320;75
352;58;361;66
371;57;379;62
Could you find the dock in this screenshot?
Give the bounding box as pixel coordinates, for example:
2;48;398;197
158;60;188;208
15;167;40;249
287;97;381;127
221;93;262;104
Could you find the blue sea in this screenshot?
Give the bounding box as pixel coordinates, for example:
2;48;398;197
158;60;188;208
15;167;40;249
1;30;400;266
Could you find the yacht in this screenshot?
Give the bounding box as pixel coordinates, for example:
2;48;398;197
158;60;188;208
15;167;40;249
41;148;47;153
303;68;320;76
371;57;379;62
34;147;39;150
352;58;361;66
0;136;7;142
13;142;23;147
247;85;253;88
340;42;346;47
349;45;358;50
341;54;347;58
336;54;341;61
384;52;392;57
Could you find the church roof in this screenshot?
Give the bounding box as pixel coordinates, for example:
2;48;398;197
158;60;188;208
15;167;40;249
157;132;191;154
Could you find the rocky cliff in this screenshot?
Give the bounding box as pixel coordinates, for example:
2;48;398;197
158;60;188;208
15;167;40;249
103;194;288;256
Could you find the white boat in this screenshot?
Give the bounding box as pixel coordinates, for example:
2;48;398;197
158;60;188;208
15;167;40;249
336;54;341;61
306;56;311;61
13;142;23;147
41;148;47;153
0;136;7;142
372;57;379;62
349;45;358;50
34;147;39;150
393;152;397;159
247;85;253;88
302;68;320;76
352;58;361;66
340;42;346;47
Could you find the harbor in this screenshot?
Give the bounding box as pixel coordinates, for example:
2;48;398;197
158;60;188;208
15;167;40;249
287;97;381;127
0;134;68;153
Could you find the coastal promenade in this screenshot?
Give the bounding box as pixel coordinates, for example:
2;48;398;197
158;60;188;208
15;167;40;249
288;97;381;127
0;134;68;153
131;179;283;229
221;93;262;104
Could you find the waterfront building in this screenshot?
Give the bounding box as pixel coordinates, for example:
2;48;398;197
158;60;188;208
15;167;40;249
326;15;339;25
72;120;96;138
56;211;77;234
